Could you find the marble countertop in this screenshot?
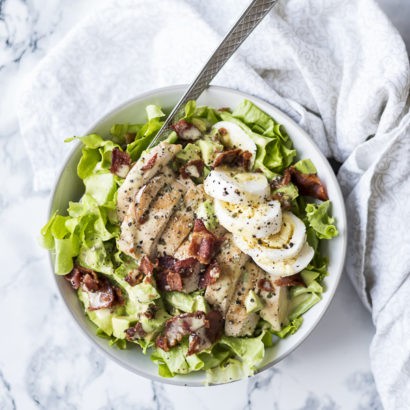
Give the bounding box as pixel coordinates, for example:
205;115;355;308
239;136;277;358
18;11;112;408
1;0;408;408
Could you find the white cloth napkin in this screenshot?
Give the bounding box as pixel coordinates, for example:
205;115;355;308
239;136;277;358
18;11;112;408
18;0;410;407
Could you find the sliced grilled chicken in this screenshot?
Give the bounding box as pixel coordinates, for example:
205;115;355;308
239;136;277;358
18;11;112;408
173;238;191;260
205;234;249;315
157;185;206;256
259;281;289;331
224;261;264;337
117;170;175;258
117;142;182;221
133;180;186;258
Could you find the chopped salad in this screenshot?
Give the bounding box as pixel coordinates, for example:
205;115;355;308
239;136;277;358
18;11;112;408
42;99;338;383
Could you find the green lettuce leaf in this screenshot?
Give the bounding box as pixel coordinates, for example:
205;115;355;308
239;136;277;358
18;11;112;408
205;358;253;384
272;317;303;339
306;201;339;239
293;159;317;174
151;342;205;376
220;105;295;178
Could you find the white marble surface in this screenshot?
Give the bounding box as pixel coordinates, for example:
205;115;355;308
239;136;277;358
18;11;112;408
1;0;409;408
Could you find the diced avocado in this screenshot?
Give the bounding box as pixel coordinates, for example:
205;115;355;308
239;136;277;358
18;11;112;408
193;295;210;313
128;282;160;304
112;316;131;339
197;139;223;166
191;118;208;133
78;288;114;335
244;290;263;314
140;308;170;340
196;200;218;231
273;182;299;200
176;143;201;162
165;131;178;144
165;292;195;312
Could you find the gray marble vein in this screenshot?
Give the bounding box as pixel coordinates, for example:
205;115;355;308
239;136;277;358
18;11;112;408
2;0;408;408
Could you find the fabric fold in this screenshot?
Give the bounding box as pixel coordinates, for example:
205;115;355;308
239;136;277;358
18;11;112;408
18;0;410;406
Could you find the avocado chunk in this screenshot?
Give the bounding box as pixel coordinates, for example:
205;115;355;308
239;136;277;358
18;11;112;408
176;143;201;162
196;200;218;231
245;290;263;314
197;139;223;166
79;288;114;336
112;316;131;339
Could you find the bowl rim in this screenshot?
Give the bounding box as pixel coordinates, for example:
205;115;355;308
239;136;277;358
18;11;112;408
48;84;347;386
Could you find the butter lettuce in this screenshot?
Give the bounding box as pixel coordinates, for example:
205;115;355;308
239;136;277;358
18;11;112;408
306;201;339;240
293;158;317;174
229;99;296;176
219;109;295;179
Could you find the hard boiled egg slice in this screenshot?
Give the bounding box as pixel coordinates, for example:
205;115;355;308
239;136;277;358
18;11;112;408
213;121;257;168
252;242;314;277
214;199;282;238
204;168;270;204
233;212;307;262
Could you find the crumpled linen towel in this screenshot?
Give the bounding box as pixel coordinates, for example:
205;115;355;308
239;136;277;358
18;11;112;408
18;0;410;407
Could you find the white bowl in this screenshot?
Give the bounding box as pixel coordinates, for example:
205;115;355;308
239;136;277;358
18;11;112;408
49;85;347;386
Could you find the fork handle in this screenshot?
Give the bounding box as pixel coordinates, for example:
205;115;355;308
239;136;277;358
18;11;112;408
148;0;278;148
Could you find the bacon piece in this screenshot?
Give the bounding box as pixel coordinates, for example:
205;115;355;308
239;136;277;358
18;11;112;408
65;266;83;290
189;219;224;265
171;119;202;141
65;265;123;311
143;304;159;319
199;260;221;289
274;273;306;287
125;322;146;341
288;167;328;201
110;148;131;178
258;278;275;292
140;153;158;172
124;269;144;286
156;310;223;354
156;311;207;351
212;148;252;171
179;159;205;179
156;256;201;292
125;256;157;286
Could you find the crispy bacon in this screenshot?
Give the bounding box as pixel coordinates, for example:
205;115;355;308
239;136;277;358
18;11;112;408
65;266;83;290
125;256;157;286
156;256;200;292
110;148;131;178
156;311;207;351
199;260;221;288
125;322;146;341
189;219;224;265
274;273;306;287
288;167;328;201
124;269;144;286
212;148;252;171
179;159;205;179
171;119;202;141
65;265;123;311
143;304;159;319
258;278;275;292
141;153;158;172
270;192;292;211
156;310;223;355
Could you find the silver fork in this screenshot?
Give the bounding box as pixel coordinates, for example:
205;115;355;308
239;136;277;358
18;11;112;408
148;0;278;148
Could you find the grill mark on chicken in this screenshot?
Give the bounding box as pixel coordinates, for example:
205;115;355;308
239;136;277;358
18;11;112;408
204;233;249;315
157;185;206;256
225;261;264;337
